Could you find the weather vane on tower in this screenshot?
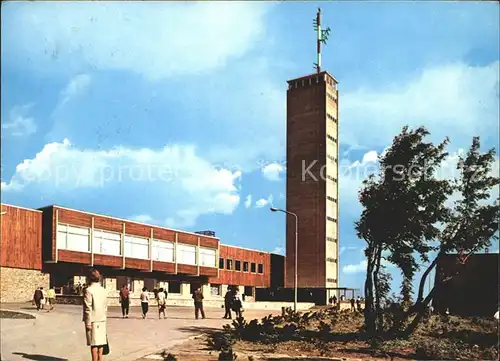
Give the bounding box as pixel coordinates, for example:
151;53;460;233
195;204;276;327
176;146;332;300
313;8;331;73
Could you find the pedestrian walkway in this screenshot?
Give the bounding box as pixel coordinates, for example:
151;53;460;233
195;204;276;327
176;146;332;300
1;303;276;361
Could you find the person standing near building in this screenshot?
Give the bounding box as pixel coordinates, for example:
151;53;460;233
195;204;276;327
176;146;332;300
40;287;48;310
33;287;43;311
140;287;150;319
119;285;130;318
83;268;108;361
223;286;233;319
356;296;361;312
231;287;244;319
47;287;56;311
350;298;355;312
157;288;167;319
192;286;205;320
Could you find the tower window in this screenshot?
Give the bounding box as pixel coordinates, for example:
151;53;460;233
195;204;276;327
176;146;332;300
226;259;233;270
326;257;337;263
327;278;337;283
327;175;337;183
327;196;337;203
327;154;337;163
327;134;337;143
327;216;337;223
327;113;337;123
327;237;337;242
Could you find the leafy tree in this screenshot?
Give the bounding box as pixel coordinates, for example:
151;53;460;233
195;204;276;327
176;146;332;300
356;126;451;334
403;136;499;335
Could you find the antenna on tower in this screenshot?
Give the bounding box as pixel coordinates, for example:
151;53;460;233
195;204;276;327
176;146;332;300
313;8;331;73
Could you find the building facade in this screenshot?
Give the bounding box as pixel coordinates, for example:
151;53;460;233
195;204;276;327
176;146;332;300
0;203;283;306
433;253;499;317
0;204;49;302
285;71;339;303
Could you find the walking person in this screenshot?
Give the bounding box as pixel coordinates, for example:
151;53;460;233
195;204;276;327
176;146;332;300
119;285;130;319
157;288;167;319
33;287;43;311
350;298;355;312
223;286;233;319
356;296;362;312
140;287;150;319
192;286;205;320
83;268;108;361
231;287;244;319
47;287;56;311
40;287;47;310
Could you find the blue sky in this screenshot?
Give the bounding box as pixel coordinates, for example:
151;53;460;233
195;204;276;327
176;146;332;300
1;2;499;295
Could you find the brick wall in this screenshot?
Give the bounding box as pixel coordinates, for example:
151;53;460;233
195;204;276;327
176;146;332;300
0;267;49;303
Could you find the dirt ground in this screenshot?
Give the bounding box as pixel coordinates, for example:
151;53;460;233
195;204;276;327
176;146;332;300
137;334;402;361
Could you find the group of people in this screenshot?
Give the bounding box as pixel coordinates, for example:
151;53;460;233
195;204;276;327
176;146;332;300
328;295;363;312
223;286;244;319
59;268;247;361
32;287;56;311
118;285;170;319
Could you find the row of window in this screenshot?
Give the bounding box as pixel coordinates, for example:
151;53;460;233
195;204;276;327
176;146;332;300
57;223;217;267
327;216;337;223
327;113;337;123
211;284;255;297
326;175;337;183
219;258;264;274
327;154;337;163
326;77;336;88
327;93;337;104
327;134;337;143
327;196;337;203
289;75;322;90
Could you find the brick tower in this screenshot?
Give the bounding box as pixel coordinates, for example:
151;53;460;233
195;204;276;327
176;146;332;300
285;71;339;303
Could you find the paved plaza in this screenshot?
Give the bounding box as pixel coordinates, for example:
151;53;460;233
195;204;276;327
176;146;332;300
1;303;277;361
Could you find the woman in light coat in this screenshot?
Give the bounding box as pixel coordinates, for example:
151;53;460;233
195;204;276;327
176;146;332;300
83;269;108;361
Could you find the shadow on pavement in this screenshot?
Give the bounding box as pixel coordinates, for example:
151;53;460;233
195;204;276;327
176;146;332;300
12;353;68;361
176;326;221;334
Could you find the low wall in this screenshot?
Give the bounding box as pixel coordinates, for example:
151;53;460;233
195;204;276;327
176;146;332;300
0;267;49;303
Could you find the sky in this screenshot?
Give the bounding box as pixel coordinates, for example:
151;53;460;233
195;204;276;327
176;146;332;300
1;1;499;296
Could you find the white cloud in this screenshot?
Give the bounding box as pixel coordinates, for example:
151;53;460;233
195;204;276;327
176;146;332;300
343;260;368;274
340;246;358;255
262;162;285;181
2;104;37;137
339;146;500;220
1;139;241;227
130;214;154;223
2;2;271;80
244;195;252;209
341;62;500;149
59;74;91;107
255;194;274;208
343;258;396;274
271;246;285;255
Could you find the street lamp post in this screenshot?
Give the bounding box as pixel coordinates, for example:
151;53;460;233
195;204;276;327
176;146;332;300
270;207;298;312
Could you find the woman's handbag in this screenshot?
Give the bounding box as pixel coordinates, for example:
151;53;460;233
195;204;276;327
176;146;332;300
103;337;110;355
